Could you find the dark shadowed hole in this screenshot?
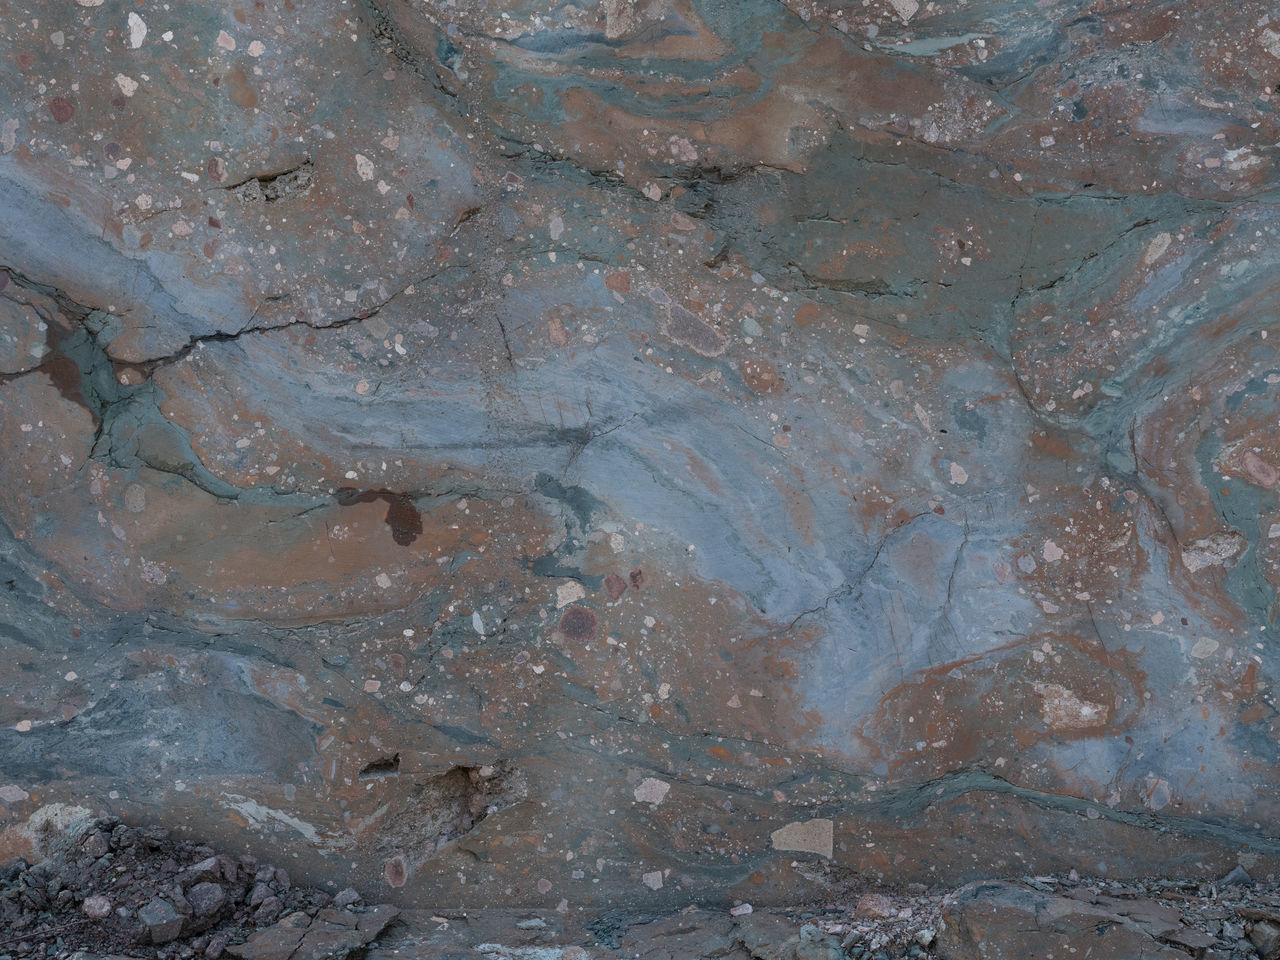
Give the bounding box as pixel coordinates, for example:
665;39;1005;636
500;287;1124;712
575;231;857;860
358;754;401;780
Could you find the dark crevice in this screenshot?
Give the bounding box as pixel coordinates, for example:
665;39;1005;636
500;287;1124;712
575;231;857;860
788;512;935;630
357;0;460;101
358;753;401;780
141;273;431;371
495;135;635;191
788;263;900;298
221;159;314;203
377;763;527;871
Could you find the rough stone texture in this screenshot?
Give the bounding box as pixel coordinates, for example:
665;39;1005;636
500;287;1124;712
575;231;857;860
936;882;1189;959
226;904;399;960
138;898;185;946
187;880;228;918
2;0;1280;918
8;821;1280;960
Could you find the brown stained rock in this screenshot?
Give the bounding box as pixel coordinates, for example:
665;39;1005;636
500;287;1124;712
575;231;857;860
383;857;408;888
225;66;258;110
741;358;783;393
558;606;598;644
1242;450;1279;489
547;317;569;347
47;97;73;123
603;573;628;600
5;0;1280;916
854;894;897;920
335;488;424;546
664;304;727;357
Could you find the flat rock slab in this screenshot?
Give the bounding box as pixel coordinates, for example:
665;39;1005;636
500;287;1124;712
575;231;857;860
937;881;1195;960
229;903;400;960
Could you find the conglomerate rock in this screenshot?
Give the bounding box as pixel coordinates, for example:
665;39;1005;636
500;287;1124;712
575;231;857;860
2;0;1280;916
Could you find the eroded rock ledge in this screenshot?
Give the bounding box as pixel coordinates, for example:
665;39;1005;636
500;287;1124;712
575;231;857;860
4;815;1280;959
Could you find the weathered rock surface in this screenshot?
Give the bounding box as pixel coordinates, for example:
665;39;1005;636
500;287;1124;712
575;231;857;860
1;0;1280;917
226;904;400;960
7;822;1280;960
936;881;1195;959
0;817;395;959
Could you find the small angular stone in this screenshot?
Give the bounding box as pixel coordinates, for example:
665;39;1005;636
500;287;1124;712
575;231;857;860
183;857;221;886
139;897;184;945
187;882;227;918
253;895;283;925
331;887;361;910
81;894;113;918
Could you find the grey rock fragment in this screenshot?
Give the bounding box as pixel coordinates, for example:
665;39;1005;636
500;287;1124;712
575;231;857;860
81;832;109;859
182;856;222;886
1222;865;1254;886
332;886;362;910
253;895;283;925
1251;920;1280;960
187;880;227;917
138;896;184;945
81;894;112;918
228;902;400;960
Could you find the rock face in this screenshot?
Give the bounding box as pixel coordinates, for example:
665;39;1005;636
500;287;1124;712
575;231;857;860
2;0;1280;912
